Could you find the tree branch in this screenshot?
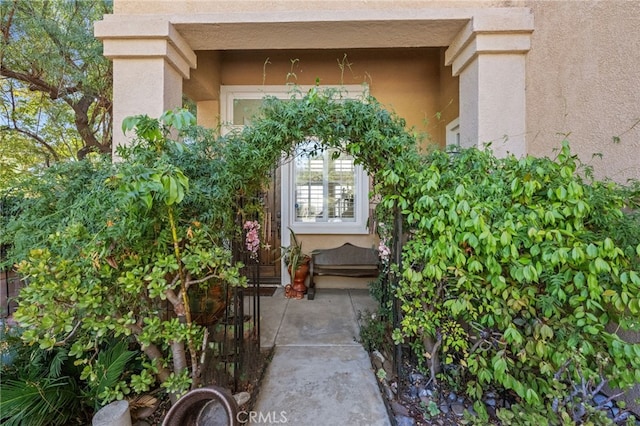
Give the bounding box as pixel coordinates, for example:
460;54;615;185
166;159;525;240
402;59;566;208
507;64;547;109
72;94;109;158
164;288;180;307
128;323;171;384
53;320;82;346
195;328;209;387
429;332;442;385
3;125;60;162
0;1;16;52
0;65;81;99
1;65;109;158
185;272;221;289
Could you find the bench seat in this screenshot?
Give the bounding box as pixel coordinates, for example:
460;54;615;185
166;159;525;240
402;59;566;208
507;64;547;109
308;243;380;300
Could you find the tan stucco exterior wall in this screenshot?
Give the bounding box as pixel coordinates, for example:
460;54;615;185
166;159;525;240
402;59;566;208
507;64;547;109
96;2;532;157
103;0;638;181
216;48;449;147
524;0;640;183
112;0;522;14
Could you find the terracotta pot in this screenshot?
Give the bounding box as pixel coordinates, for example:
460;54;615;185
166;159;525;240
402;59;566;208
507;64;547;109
286;258;310;299
291;261;310;294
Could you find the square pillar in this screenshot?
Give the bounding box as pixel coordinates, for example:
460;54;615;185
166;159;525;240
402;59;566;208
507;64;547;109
95;19;197;154
459;52;527;158
111;58;184;151
446;13;533;158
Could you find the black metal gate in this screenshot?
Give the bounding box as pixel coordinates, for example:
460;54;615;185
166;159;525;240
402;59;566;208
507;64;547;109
200;208;265;395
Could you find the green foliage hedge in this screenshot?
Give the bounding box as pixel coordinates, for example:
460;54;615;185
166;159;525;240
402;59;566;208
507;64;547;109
0;111;254;420
385;142;640;423
0;88;419;422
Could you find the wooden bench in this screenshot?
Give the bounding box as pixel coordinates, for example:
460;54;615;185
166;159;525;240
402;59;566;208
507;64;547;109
308;243;380;300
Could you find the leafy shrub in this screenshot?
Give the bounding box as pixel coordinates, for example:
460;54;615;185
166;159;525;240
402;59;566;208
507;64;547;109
1;321;141;425
385;142;640;423
0;89;420;419
1;111;249;407
359;309;389;352
0;157;116;267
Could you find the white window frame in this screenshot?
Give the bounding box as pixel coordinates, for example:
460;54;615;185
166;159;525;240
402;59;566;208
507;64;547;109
284;143;369;235
219;85;370;236
446;117;461;148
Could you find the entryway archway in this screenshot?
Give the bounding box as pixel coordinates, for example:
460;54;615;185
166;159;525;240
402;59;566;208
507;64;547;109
224;86;419;288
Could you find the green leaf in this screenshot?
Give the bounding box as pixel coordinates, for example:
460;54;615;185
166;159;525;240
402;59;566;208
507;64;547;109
526;388;541;404
504;326;523;345
142;193;153;209
122;116;139;135
0;378;80;426
540;324;553;339
167;176;178;205
586;243;598;259
493;357;507;379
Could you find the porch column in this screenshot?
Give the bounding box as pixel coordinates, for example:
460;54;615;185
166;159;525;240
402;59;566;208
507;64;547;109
94;20;197;154
445;12;534;158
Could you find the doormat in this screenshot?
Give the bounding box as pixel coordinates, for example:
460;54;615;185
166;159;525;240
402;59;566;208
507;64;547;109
244;286;278;297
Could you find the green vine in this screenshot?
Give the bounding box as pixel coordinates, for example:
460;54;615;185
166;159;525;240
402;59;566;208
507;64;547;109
5;84;639;425
383;141;640;423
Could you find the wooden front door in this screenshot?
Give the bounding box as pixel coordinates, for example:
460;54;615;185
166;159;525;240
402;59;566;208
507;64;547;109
257;168;281;284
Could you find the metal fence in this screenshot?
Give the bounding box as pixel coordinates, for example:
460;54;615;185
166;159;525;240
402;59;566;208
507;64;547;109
201;247;264;394
0;263;21;319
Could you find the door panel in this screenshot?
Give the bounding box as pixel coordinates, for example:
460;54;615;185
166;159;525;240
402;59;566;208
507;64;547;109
257;168;281;283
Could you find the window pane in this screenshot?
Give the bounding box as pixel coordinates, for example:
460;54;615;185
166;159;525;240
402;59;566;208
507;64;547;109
293;140;356;223
232;99;264;126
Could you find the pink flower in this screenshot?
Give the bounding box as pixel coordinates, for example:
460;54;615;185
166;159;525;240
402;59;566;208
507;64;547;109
243;220;261;259
378;240;391;262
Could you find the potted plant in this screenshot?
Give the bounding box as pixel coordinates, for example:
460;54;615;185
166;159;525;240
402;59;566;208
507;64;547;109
281;228;311;299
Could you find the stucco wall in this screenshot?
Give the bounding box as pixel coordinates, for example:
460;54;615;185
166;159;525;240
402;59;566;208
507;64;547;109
108;0;638;181
216;48;450;147
113;0;522;14
525;0;640;182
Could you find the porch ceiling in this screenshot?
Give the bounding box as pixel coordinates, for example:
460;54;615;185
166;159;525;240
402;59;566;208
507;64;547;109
97;7;534;52
99;8;492;50
173;19;468;50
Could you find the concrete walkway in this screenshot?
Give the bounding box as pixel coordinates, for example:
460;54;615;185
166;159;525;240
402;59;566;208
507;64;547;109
251;288;391;426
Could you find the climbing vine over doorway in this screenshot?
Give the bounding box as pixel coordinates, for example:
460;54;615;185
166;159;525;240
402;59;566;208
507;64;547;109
222;86;421;208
